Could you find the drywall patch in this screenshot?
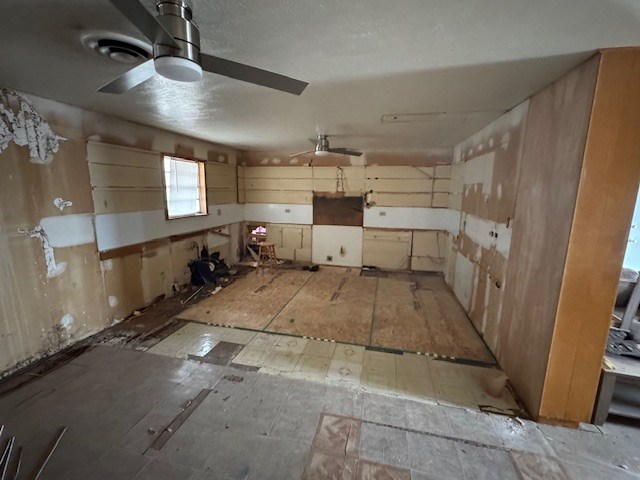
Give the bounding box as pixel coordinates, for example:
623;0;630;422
53;197;73;211
453;252;475;311
462;152;495;196
18;225;67;278
108;295;119;308
40;214;95;247
0;89;66;164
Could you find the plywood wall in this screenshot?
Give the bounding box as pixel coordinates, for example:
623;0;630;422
241;163;453;271
445;54;607;422
240;164;451;208
0;91;239;376
87;142;243;321
498;56;599;419
266;223;312;262
540;48;640;424
88;142;236;215
446;101;529;352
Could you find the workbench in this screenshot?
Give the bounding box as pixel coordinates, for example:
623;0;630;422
593;354;640;424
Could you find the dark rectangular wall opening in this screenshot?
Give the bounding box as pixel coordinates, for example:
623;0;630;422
313;192;363;226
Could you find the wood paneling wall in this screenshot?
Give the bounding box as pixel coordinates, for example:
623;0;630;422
240;165;451;208
88;142;236;214
540;48;640;423
498;56;600;420
446;102;529;353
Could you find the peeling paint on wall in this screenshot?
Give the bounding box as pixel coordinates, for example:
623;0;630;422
60;314;74;332
0;89;66;164
53;197;73;211
18;225;67;277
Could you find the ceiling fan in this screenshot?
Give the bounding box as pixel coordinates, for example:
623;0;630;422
99;0;308;95
290;134;363;157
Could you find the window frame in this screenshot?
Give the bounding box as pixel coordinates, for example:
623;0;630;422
161;154;209;220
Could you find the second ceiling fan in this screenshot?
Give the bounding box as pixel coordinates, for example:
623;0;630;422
291;134;363;158
100;0;308;95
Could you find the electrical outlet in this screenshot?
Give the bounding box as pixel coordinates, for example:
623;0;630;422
217;209;222;216
379;211;386;216
285;209;291;213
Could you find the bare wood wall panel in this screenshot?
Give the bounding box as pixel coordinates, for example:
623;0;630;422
88;163;162;188
88;142;238;213
87;142;160;168
313;166;365;195
93;189;164;214
362;229;412;270
266;223;312;262
366;165;450;208
540;48;640;423
447;101;529;354
412;230;447;272
206;162;237;205
241;165;451;208
245;190;312;204
498;55;599;419
237;165;246;203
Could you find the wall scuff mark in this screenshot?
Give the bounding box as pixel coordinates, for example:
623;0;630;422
0;88;66;164
53;197;73;211
18;225;67;278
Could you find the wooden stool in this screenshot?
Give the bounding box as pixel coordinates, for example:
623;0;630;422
257;242;278;274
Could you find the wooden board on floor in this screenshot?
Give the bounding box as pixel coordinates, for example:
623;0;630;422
177;270;312;329
266;270;377;345
370;276;494;362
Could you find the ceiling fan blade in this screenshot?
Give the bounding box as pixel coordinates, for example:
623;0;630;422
107;0;179;49
200;54;308;95
289;149;314;158
98;59;156;94
328;148;363;157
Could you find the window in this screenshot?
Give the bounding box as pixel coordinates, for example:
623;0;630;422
163;156;208;219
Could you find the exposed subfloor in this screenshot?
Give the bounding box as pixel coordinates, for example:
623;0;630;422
178;267;494;364
0;346;638;480
147;322;522;415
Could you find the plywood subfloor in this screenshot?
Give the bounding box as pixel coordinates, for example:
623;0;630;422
370;276;494;363
177;269;494;364
266;270;377;345
179;270;312;329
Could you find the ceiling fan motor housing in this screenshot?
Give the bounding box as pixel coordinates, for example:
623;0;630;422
154;0;203;81
315;134;331;156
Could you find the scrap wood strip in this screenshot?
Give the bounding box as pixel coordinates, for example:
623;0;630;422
149;389;212;451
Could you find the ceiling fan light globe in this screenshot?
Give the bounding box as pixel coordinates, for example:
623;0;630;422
315;150;330;157
154;56;202;82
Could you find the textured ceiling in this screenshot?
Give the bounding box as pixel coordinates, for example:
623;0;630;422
1;0;639;153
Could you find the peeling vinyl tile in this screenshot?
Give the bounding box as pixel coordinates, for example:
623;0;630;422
363;351;397;376
262;350;302;374
145;329;519;412
361;371;397;395
274;336;309;355
249;332;281;349
333;344;366;364
303;340;337;358
224;329;257;345
326;359;363;387
395;375;436;401
291;354;331;382
232;346;274;367
395;353;432;379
